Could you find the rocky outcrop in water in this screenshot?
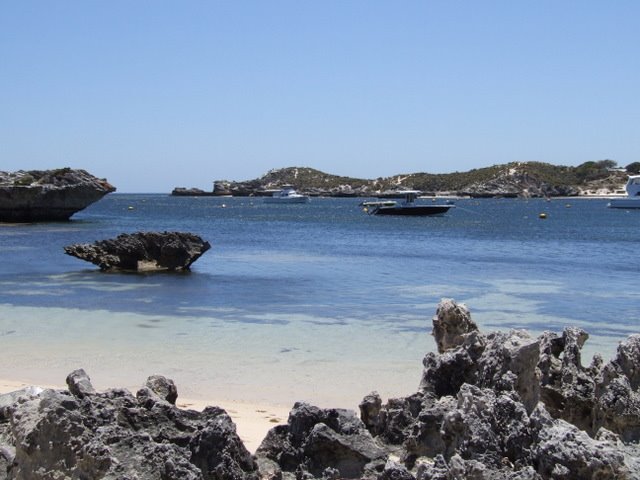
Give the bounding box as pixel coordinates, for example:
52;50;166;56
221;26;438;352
0;370;257;480
64;231;211;271
2;300;640;479
0;168;115;222
172;187;217;196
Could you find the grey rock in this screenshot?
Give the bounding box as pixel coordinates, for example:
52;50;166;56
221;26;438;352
372;299;640;479
403;395;455;461
440;385;533;469
379;457;415;480
431;299;478;353
593;334;640;442
0;372;257;480
421;304;540;413
474;330;540;413
256;402;386;479
0;168;115;222
415;455;450;480
66;368;96;398
530;405;629;480
64;231;211;271
538;328;598;432
142;374;178;405
359;391;383;436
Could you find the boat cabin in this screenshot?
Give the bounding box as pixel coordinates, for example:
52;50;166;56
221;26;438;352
625;176;640;197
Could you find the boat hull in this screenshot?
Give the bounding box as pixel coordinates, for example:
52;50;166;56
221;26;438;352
373;205;454;216
263;196;310;204
607;198;640;209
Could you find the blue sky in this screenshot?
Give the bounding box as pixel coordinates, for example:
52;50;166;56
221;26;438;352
2;1;639;192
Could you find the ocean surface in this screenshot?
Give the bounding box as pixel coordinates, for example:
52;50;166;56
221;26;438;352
0;195;638;408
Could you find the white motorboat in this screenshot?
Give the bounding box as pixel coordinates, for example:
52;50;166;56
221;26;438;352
607;175;640;209
263;186;310;204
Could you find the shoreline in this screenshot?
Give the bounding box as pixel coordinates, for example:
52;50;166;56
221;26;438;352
0;378;290;454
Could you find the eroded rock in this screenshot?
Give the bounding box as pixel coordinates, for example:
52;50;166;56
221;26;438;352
64;231;211;271
0;168;115;222
255;402;386;479
0;373;257;480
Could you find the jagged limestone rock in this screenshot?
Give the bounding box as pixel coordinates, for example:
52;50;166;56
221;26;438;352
0;373;258;480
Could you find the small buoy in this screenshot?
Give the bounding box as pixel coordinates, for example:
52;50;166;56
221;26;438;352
565;204;571;208
221;204;226;208
128;206;134;210
539;213;547;219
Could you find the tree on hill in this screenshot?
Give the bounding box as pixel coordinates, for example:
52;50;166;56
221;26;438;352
574;160;617;183
625;162;640;174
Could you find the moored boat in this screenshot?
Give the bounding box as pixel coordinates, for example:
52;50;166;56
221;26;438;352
263;186;310;204
361;191;455;216
607;175;640;209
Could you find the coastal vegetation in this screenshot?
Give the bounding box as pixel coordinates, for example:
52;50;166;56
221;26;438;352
203;160;630;198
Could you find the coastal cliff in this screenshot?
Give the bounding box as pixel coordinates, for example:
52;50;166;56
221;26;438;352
175;160;629;198
0;168;115;222
1;299;639;479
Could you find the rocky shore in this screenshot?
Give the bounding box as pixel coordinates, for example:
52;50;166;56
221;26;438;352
0;168;115;222
172;162;629;199
1;299;639;479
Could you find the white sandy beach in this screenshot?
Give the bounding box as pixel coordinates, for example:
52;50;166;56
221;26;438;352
0;378;290;454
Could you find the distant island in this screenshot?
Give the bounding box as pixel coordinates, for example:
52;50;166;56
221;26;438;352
172;160;637;198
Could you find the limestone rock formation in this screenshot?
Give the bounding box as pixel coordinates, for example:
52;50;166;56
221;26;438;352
171;187;217;196
255;402;387;479
64;231;211;271
0;168;115;222
255;299;640;479
0;369;257;480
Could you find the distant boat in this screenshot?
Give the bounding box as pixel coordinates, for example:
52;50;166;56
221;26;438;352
263;186;310;204
607;175;640;209
361;190;455;216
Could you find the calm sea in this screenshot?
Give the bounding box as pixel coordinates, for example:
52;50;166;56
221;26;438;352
0;195;637;407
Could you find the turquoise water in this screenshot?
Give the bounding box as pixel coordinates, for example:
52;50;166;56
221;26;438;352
0;195;638;407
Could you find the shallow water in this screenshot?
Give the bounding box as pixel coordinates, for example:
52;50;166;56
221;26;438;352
0;195;638;408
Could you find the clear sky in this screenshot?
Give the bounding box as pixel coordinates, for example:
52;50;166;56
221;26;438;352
2;1;639;192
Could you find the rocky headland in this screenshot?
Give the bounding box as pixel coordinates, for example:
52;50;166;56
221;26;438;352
64;231;211;272
1;299;639;479
174;161;631;199
0;168;115;222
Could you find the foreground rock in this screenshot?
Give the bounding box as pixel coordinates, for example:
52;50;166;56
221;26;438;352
64;231;211;271
255;299;640;479
256;402;387;479
0;168;115;222
0;370;257;480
